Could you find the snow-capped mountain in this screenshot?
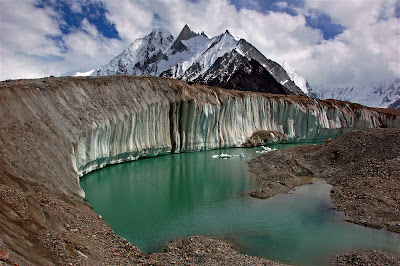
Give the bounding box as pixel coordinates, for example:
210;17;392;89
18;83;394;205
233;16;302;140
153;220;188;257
89;25;399;108
313;79;400;109
93;25;306;95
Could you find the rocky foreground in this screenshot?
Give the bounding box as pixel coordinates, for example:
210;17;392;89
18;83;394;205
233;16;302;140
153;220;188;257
0;182;288;265
248;128;400;264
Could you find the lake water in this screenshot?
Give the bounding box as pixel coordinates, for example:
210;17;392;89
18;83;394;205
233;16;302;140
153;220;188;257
80;144;400;265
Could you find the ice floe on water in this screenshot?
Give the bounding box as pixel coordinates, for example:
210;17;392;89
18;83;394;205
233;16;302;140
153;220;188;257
211;153;245;159
255;146;277;154
211;146;276;159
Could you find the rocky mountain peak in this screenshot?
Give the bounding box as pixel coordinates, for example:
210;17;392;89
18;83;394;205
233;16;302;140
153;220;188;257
171;24;201;53
93;27;173;76
146;27;174;45
178;24;199;41
223;29;239;41
200;31;208;37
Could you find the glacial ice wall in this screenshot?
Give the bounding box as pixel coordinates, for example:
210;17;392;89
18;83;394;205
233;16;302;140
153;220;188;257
0;76;399;198
72;81;400;178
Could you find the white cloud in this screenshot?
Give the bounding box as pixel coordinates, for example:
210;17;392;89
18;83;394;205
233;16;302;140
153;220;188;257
293;0;400;87
275;1;288;9
303;0;389;27
101;0;154;41
0;0;399;89
70;0;83;13
0;0;126;79
62;24;125;71
0;0;62;79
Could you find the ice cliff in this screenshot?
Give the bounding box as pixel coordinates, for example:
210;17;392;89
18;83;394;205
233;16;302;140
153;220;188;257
0;76;399;198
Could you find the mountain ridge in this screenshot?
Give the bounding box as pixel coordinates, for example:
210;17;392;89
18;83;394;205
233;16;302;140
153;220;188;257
313;79;400;109
93;25;308;95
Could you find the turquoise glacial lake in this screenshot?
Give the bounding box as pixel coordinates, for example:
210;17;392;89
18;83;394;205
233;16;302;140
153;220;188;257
80;144;400;265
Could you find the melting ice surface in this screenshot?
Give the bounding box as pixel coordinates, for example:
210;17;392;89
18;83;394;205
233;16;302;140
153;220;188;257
80;144;400;265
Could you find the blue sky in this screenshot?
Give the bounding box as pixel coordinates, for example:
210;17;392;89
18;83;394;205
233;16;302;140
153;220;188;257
36;0;119;38
0;0;399;88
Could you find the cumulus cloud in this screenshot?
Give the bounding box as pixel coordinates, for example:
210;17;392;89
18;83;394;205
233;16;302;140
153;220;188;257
0;0;399;89
101;0;154;41
295;0;400;87
0;0;61;79
61;21;125;70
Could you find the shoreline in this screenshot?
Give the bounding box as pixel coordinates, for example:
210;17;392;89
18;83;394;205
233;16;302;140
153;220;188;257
0;182;288;265
248;128;400;264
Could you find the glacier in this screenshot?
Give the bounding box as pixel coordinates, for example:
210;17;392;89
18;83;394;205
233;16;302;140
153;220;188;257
0;76;399;199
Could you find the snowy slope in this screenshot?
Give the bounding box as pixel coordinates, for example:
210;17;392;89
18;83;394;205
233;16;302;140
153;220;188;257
313;79;400;109
94;28;174;76
180;30;240;81
195;48;245;84
234;39;304;95
281;62;312;95
73;69;95;76
157;30;211;78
